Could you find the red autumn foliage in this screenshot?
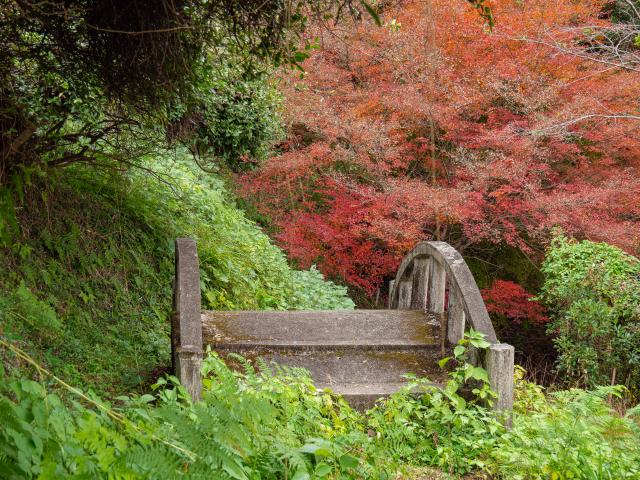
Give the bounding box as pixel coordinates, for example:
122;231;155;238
481;280;549;325
238;0;640;296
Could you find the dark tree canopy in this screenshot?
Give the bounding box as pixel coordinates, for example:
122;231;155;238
2;0;353;105
0;0;371;184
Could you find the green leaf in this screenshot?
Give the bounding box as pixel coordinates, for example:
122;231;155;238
438;356;452;369
453;345;466;358
300;443;321;454
361;1;382;26
292;470;311;480
293;51;310;63
468;366;489;383
300;441;332;457
315;463;332;477
445;379;459;394
222;458;249;480
315;448;332;458
339;454;360;469
469;338;490;349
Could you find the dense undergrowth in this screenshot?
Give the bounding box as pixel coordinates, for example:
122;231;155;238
2;159;640;479
538;235;640;392
2;335;639;479
0;154;353;396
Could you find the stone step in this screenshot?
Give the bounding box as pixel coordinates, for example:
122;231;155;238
219;347;442;384
202;309;445;409
215;346;447;409
317;382;442;411
202;309;439;347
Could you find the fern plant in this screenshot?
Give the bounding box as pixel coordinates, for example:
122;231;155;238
3;335;640;479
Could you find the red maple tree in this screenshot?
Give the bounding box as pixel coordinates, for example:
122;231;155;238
481;280;548;325
239;0;640;304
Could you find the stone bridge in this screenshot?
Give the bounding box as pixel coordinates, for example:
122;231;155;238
171;238;514;412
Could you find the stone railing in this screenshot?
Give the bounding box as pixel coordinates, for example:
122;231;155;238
389;241;514;412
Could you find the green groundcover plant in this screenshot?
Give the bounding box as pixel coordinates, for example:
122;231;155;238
2;332;639;479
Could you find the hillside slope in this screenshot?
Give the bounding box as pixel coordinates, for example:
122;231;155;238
0;154;353;395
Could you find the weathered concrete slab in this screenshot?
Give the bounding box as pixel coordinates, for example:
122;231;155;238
217;346;446;410
202;309;438;347
220;347;443;385
317;382;444;410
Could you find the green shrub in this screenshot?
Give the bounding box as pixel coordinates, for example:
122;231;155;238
538;234;640;391
512;365;550;415
492;386;640;479
177;68;284;171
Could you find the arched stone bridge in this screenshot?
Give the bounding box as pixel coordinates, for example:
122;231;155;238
171;238;514;412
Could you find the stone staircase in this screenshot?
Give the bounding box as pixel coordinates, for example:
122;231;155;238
171;238;515;412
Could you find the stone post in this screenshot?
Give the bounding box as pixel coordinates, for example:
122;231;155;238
485;343;515;421
409;257;430;310
427;259;446;314
172;238;203;401
446;286;465;346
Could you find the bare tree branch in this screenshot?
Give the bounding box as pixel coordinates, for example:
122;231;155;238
530;114;640;136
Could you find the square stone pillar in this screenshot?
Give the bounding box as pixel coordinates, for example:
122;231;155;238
172;238;203;401
485;343;514;422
